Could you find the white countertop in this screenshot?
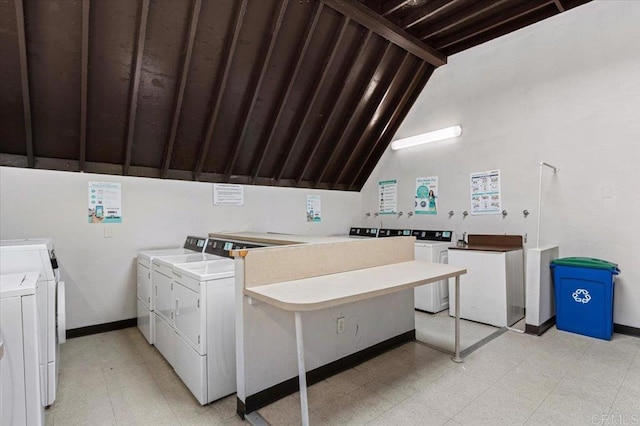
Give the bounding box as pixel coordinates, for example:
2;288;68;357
244;260;466;312
208;231;352;246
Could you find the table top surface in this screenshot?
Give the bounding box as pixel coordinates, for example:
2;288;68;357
244;260;466;312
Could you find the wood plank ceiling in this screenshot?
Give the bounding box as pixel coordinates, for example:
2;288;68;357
0;0;591;191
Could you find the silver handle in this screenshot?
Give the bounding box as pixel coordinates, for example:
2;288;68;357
0;341;4;360
155;285;158;297
172;271;182;278
175;299;179;316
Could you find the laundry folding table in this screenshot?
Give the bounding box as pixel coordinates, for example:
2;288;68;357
242;259;467;426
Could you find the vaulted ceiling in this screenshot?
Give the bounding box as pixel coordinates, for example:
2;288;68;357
0;0;591;191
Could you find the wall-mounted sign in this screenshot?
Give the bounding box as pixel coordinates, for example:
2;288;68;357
213;184;244;206
415;176;438;215
378;179;397;215
470;170;501;215
306;195;321;222
88;182;122;223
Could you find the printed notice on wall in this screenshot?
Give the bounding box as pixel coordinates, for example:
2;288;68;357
213;184;244;206
470;170;501;215
415;177;438;215
88;182;122;223
306;195;321;222
378;179;397;214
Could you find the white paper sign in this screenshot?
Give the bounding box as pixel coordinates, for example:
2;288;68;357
306;195;321;222
378;179;397;214
470;170;501;215
88;182;122;223
213;184;244;206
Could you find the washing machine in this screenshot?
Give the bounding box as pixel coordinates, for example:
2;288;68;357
168;238;267;404
377;228;412;238
137;236;208;344
0;238;65;407
412;230;453;313
1;272;45;426
348;227;379;238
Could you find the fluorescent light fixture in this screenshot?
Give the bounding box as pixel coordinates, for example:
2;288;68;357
390;125;462;150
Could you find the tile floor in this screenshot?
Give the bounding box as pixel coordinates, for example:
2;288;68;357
49;326;640;425
414;310;499;353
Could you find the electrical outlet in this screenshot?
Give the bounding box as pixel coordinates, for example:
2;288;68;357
337;317;345;334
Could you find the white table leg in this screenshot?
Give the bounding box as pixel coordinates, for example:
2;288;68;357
452;275;463;363
294;311;310;426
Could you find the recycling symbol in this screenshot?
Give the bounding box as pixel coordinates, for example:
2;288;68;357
572;288;591;304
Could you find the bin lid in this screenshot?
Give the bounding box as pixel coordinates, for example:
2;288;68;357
551;257;619;273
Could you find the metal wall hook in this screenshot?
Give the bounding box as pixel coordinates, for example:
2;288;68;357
365;212;371;217
523;209;529;218
407;211;413;218
502;210;508;218
462;211;468;218
448;210;454;218
397;211;403;218
373;212;379;217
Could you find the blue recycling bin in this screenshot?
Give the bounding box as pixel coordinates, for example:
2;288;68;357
550;257;620;340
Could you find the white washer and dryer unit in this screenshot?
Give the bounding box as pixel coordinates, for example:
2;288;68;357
136;236;209;345
412;230;453;313
1;272;45;426
377;229;453;313
151;241;229;368
167;238;268;404
0;238;66;408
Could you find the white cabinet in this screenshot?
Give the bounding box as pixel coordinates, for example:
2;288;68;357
448;248;524;327
173;277;203;353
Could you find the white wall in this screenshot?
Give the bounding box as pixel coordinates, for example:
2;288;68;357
361;2;640;328
0;166;361;329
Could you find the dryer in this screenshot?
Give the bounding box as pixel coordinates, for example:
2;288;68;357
0;238;65;407
412;230;453;313
137;236;208;344
1;272;45;426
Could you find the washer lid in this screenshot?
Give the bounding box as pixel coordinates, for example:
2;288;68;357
152;253;221;267
0;271;39;298
173;259;235;281
0;238;53;252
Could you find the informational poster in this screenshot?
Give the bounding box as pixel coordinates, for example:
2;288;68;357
306;195;321;222
470;170;502;215
213;184;244;206
88;182;122;223
378;179;397;214
415;176;438;215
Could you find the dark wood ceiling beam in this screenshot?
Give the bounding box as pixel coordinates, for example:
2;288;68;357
15;0;34;168
418;0;512;40
380;0;411;17
274;17;353;182
553;0;565;12
431;1;552;50
194;0;247;180
224;0;290;180
251;2;324;184
322;0;446;67
333;51;412;187
442;4;557;55
80;0;90;172
290;27;372;184
161;0;202;179
123;0;150;176
349;63;433;190
400;0;458;30
313;42;396;187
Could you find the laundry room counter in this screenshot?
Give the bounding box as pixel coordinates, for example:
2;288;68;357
208;231;351;246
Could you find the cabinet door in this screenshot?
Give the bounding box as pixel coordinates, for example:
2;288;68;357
137;262;151;309
153;270;173;324
174;282;203;354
